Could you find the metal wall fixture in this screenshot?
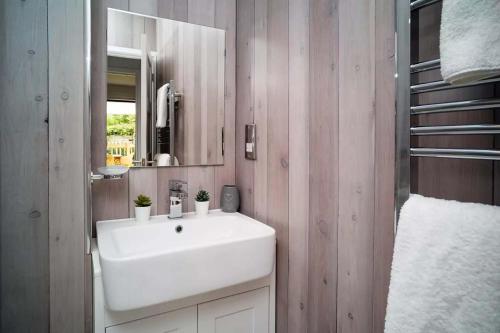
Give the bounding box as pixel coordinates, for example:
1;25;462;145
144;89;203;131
395;0;500;222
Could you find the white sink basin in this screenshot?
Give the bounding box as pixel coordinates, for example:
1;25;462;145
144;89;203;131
96;211;275;311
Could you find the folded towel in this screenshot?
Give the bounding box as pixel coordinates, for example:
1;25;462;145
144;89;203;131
440;0;500;84
156;83;169;128
385;194;500;333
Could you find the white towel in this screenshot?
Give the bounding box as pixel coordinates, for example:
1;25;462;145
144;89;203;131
156;83;169;128
385;194;500;333
440;0;500;84
155;153;179;167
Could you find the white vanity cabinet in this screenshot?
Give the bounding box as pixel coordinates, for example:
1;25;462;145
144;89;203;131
103;288;270;333
106;306;197;333
93;241;276;333
198;287;269;333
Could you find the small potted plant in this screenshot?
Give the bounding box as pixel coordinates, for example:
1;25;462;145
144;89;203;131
195;189;210;216
134;194;152;222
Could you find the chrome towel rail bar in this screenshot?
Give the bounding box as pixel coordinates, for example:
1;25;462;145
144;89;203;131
411;98;500;115
410;0;441;11
411;148;500;160
410;59;440;73
411;124;500;136
411;76;500;94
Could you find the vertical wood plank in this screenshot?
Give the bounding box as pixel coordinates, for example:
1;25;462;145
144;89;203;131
107;0;129;10
129;168;158;216
235;0;256;216
266;0;289;331
287;0;309;331
308;0;339;332
337;0;376;332
188;0;216;26
129;0;158;16
373;0;395;331
214;0;237;208
253;0;268;223
48;0;86;331
157;0;188;21
0;0;49;331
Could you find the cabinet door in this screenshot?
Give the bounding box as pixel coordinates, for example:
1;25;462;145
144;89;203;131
106;306;197;333
198;287;269;333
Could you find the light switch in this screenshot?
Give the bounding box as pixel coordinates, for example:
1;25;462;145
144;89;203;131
245;124;256;160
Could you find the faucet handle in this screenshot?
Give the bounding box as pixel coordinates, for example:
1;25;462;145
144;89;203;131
169;179;187;191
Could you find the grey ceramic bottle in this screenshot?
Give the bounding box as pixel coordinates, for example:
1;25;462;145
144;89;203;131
221;185;240;213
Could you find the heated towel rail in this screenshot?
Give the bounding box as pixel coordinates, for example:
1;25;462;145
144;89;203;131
395;0;500;218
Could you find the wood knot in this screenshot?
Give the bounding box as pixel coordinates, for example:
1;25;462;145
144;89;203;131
29;210;41;219
280;158;289;169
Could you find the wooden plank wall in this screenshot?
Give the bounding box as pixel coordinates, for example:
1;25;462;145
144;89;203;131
91;0;236;226
2;0;88;331
48;0;87;332
0;1;50;332
235;0;395;332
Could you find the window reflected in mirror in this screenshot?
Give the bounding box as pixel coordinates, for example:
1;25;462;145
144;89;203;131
106;101;136;167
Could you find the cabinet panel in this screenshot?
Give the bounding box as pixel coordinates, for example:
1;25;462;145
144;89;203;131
106;306;196;333
198;287;269;333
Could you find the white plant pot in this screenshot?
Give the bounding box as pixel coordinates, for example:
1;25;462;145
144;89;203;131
135;206;151;223
195;200;209;216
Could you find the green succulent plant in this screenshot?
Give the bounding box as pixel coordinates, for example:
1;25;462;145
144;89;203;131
195;189;210;202
134;194;152;207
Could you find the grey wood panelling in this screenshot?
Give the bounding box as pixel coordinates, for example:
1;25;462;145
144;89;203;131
48;0;86;332
213;0;237;208
157;0;188;21
0;1;50;332
129;0;158;16
373;0;396;330
253;0;268;224
266;1;290;332
308;0;339;332
91;0;236;226
287;0;309;331
235;0;395;332
235;0;255;216
337;1;376;331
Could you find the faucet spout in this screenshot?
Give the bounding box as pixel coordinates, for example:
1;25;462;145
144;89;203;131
168;180;187;218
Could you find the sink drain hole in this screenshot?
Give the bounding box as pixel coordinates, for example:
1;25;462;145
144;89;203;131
175;225;183;233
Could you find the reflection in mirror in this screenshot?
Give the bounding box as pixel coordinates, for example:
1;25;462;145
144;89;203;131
106;9;225;168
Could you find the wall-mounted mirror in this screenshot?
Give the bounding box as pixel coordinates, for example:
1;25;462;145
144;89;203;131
105;9;225;167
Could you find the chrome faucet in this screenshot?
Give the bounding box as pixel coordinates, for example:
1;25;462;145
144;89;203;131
168;179;187;219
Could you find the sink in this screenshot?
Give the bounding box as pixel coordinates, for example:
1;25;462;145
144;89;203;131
96;211;276;311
